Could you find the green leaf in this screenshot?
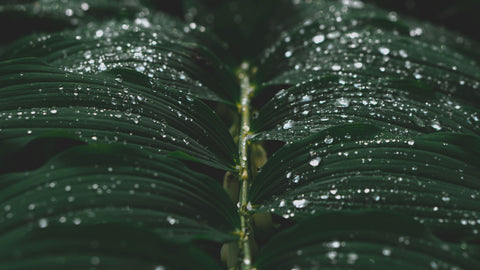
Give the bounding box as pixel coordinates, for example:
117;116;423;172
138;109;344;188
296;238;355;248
250;124;480;241
254;0;480;103
251;76;480;142
0;58;237;170
255;211;480;270
0;144;239;243
0;13;239;104
0;224;223;270
2;0;480;269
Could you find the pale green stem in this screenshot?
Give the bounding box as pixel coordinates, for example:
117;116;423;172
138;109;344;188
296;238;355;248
237;62;254;270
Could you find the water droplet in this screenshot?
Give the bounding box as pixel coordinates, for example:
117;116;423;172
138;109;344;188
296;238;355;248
83;50;92;59
283;120;294;130
309;157;321;167
324;135;334;144
353;62;363;69
73;217;82;225
166;216;178;225
335;97;350;107
378;47;390;55
292;175;300;184
382;248;392;256
407;140;415;146
154;266;165;270
327;241;341;248
285;51;292;58
38;218;48;228
302;95;312;102
98;63;107;71
331;64;341;71
430;120;442;131
398;50;408;58
95;30;104;38
293;199;309;208
81;3;90;11
65;8;73;16
312;34;325;44
327;31;341;39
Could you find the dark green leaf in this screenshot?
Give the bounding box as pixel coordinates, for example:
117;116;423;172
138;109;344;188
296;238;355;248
1;13;239;103
0;144;239;243
250;124;480;241
0;58;237;170
255;211;480;270
254;0;480;104
251;76;480;142
0;224;223;270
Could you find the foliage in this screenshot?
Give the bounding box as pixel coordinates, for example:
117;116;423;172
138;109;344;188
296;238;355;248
0;0;479;269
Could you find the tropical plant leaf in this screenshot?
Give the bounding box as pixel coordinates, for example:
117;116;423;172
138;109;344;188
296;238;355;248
0;143;239;243
0;58;237;170
0;224;223;270
255;211;480;270
253;0;480;98
249;124;480;241
1;0;480;269
0;13;239;103
251;76;480;142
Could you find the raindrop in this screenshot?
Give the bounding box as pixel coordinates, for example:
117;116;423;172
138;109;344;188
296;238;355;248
382;248;392;256
285;51;292;58
292;199;309;208
327;31;341;39
335;97;350;107
309;157;321;167
324;135;334;144
98;63;107;71
292;175;300;184
378;47;390;55
95;30;104;38
283;120;294;130
81;3;90;11
398;50;408;58
65;8;73;16
331;64;341;71
353;62;363;69
312;34;325;44
38;218;48;228
166;216;178;225
430;120;442;131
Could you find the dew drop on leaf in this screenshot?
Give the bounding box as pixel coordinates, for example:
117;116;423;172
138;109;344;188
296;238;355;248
38;218;48;228
312;34;325;44
292;199;309;208
309;157;321;167
283;120;294;129
335;97;350;107
378;47;390;55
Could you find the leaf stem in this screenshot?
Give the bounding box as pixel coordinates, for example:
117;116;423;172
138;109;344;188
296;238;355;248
237;62;254;270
